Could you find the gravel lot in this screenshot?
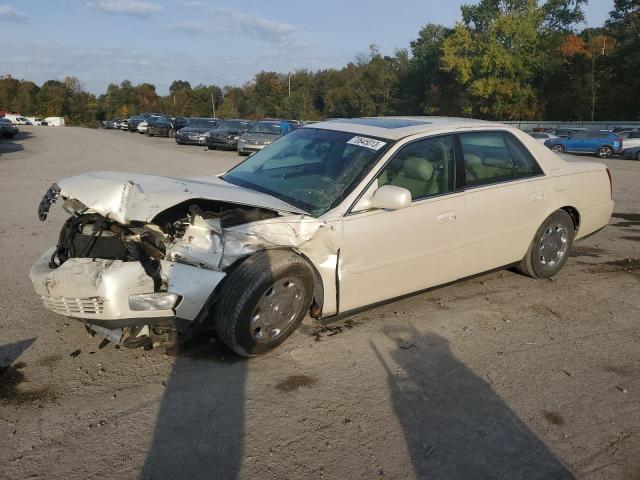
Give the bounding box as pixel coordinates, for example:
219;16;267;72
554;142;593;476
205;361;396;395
1;126;639;480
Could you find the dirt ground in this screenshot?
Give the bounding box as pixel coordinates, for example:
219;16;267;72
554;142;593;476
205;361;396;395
1;126;639;480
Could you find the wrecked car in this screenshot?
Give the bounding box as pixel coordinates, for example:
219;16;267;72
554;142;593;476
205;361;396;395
30;117;614;356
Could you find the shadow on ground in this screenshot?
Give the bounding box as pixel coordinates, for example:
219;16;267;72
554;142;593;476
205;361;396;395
376;326;575;479
141;335;247;480
0;131;32;155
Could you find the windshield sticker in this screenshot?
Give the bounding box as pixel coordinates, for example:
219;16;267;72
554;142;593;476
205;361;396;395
347;136;387;151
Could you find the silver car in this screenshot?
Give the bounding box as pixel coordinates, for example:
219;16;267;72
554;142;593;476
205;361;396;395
237;120;295;155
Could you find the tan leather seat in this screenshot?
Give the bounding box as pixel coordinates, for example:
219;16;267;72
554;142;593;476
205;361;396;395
383;156;438;199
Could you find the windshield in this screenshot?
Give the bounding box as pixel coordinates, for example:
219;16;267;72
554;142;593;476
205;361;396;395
187;119;219;128
249;122;282;135
221;120;250;130
223;128;391;216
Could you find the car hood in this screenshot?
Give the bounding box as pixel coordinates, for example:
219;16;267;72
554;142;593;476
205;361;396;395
179;126;211;134
243;132;280;143
54;171;307;224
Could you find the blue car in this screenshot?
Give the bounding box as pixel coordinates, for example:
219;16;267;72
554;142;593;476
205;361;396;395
544;130;623;158
622;146;640;161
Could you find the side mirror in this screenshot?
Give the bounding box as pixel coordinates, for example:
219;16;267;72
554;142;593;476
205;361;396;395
371;185;411;210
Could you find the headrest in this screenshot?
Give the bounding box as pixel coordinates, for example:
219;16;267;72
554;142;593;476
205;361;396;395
401;157;434;181
464;153;482;164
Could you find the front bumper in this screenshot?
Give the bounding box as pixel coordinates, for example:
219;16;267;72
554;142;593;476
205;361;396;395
149;126;170;137
237;142;267;154
176;133;207;145
30;248;226;328
208;137;238;149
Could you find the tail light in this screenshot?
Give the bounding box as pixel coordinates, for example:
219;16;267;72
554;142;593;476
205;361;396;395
606;167;613;198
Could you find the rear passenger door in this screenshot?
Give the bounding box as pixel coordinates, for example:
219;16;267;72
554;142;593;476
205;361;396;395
458;132;548;276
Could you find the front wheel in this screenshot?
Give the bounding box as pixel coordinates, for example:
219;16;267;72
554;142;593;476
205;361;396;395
597;146;613;158
635;151;640;161
213;250;315;357
551;144;565;153
518;210;575;279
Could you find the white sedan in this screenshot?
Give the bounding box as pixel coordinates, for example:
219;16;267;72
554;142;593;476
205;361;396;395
619;130;640;152
529;131;560;143
30;117;614;356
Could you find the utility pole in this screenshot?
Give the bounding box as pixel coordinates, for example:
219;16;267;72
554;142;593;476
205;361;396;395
288;74;291;97
211;91;216;117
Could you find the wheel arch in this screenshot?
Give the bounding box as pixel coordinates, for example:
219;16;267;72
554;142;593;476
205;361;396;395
560;205;580;233
220;247;325;317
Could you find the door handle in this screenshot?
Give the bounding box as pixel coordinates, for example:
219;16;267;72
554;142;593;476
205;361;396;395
436;211;458;223
529;192;545;201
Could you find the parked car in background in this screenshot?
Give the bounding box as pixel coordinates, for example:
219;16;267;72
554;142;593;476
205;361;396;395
622;146;640;161
206;119;253;150
612;126;639;133
0;118;19;138
127;113;163;132
619;130;640;152
531;127;555;133
529;132;560;143
544;130;623;158
147;116;187;137
137;121;149;134
119;119;129;131
30;117;614;356
237;119;298;155
26;117;48;126
549;127;586;138
102;119;121;129
3;114;32;125
175;118;223;145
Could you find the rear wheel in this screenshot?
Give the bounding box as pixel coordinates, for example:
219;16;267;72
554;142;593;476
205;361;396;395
213;250;314;357
551;144;564;153
597;146;613;158
636;151;640;161
518;210;575;279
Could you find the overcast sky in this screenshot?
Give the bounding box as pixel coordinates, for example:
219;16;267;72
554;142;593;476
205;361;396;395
0;0;614;94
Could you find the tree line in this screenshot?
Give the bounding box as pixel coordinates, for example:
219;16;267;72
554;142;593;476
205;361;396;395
0;0;637;125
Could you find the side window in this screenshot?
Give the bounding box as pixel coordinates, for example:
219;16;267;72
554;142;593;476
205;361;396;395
505;134;543;178
573;131;588;139
378;135;455;200
460;133;515;187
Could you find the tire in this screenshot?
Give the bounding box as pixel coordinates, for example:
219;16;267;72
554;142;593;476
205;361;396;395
551;144;565;153
636;152;640;161
518;210;575;279
213;250;315;357
208;145;215;150
597;146;613;158
169;128;175;138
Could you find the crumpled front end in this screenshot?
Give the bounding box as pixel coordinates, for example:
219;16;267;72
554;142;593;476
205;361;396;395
30;173;339;345
29;248;225;329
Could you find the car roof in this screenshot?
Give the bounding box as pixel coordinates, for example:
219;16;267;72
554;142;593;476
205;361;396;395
304;116;495;140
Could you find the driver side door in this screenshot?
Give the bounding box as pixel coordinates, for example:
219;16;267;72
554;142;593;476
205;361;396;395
339;134;466;312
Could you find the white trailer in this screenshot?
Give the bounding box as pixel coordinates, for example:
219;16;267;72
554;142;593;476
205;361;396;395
44;117;65;127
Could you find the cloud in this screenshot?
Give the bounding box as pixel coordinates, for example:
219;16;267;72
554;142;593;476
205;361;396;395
0;41;338;94
168;21;207;35
181;1;296;44
0;4;28;23
87;1;161;18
